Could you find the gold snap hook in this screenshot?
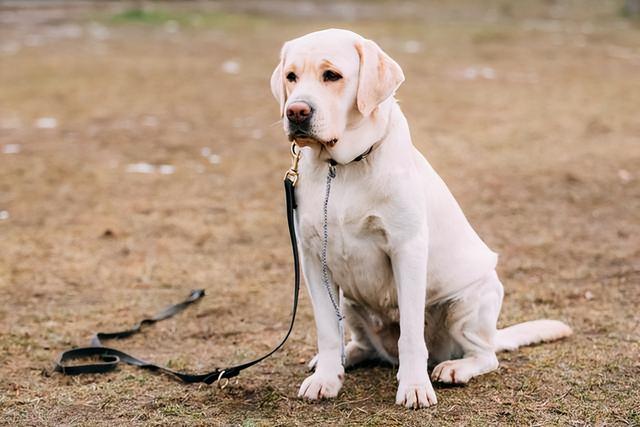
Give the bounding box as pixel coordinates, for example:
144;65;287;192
284;142;302;186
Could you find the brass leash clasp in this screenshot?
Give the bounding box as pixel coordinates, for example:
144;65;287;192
284;142;301;186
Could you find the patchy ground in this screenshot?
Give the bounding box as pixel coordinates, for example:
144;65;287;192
1;1;639;425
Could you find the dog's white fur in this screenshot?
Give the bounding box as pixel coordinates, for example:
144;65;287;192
271;29;572;409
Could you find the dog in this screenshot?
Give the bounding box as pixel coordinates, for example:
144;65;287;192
270;28;572;409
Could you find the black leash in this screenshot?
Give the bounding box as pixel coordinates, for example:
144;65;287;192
53;176;301;385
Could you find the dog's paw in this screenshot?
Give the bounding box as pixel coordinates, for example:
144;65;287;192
431;360;469;384
395;380;437;409
298;369;344;400
431;356;498;384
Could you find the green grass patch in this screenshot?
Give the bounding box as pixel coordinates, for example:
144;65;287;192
111;8;175;25
108;8;269;30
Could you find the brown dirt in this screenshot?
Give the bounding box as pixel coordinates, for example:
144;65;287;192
1;1;639;425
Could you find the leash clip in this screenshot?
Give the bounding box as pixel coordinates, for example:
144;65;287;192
284;142;301;186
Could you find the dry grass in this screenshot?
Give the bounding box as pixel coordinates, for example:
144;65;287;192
1;1;639;425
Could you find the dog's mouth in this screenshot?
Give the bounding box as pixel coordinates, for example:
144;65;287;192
288;132;338;148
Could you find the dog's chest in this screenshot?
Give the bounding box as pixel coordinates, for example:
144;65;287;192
297;171;397;312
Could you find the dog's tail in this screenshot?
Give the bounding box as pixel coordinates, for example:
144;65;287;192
494;319;572;352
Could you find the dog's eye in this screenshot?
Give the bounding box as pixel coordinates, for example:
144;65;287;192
286;72;297;83
323;70;342;82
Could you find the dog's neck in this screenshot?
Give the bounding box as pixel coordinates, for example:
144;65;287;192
305;98;401;166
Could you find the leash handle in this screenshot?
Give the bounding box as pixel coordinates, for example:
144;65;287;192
53;179;301;385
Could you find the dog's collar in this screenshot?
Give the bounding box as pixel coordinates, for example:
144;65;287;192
327;145;373;166
327;105;396;167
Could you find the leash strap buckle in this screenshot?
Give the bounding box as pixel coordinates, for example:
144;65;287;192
217;370;229;389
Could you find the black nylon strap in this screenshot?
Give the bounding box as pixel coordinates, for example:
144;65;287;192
54;179;300;384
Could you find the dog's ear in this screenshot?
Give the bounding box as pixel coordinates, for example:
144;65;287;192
355;39;404;117
270;43;289;118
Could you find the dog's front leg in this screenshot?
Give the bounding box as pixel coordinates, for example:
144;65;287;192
298;254;344;400
391;237;437;408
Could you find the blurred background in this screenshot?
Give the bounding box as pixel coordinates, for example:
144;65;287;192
1;1;639;425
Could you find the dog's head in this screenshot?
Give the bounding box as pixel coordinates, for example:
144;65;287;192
271;29;404;163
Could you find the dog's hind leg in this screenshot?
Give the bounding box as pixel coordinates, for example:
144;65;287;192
431;271;503;384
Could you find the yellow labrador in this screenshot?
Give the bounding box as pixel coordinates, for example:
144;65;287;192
270;29;572;409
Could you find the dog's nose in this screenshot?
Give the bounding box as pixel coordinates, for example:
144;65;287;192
286;102;313;124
